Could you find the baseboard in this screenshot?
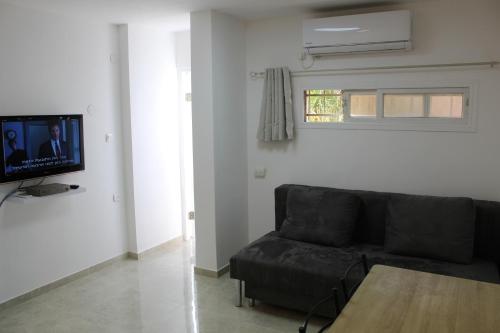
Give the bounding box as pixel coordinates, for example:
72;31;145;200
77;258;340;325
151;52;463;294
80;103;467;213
127;252;139;260
127;236;183;260
0;253;128;311
194;263;230;278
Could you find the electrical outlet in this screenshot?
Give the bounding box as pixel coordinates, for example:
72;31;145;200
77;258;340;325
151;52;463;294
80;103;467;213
110;53;119;64
254;168;266;178
113;194;120;203
188;211;195;220
105;133;113;143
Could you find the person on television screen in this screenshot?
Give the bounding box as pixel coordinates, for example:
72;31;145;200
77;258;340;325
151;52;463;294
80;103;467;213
6;139;28;168
38;121;68;160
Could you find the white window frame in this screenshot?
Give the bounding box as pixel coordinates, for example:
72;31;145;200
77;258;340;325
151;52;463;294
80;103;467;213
299;86;475;132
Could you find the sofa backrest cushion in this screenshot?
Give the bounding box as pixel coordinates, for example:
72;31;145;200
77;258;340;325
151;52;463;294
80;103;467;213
279;187;361;247
275;185;388;245
275;185;500;265
385;194;475;264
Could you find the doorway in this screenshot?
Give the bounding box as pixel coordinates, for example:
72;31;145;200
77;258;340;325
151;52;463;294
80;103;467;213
178;69;195;241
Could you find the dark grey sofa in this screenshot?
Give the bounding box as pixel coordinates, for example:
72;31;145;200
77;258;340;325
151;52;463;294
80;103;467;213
230;184;500;315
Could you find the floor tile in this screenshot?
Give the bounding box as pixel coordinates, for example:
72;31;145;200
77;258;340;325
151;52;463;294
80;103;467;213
0;240;326;332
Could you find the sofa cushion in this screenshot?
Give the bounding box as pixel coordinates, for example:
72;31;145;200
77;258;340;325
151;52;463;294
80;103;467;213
230;232;360;299
279;188;361;247
276;185;391;246
230;233;500;306
355;243;499;284
385;194;475;264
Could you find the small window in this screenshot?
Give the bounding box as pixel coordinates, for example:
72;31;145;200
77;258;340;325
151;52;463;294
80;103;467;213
383;94;425;118
304;89;343;123
301;86;471;131
382;89;466;119
429;95;463;118
348;92;377;118
304;90;377;123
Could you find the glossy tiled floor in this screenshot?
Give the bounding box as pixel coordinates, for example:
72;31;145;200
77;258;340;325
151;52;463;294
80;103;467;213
0;240;324;332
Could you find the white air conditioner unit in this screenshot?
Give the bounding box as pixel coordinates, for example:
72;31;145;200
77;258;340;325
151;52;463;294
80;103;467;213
303;10;412;56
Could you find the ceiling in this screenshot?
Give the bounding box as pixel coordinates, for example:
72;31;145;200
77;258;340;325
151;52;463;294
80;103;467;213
0;0;418;31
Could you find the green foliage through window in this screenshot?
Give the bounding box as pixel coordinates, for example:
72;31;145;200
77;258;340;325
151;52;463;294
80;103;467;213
304;89;344;123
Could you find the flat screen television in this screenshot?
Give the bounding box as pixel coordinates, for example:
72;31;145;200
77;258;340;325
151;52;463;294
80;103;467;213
0;115;85;184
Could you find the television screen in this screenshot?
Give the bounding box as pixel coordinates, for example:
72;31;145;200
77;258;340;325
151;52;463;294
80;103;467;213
0;115;85;183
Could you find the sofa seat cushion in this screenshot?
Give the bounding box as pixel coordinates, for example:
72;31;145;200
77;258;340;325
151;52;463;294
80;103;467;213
355;243;500;284
280;187;361;247
230;232;361;298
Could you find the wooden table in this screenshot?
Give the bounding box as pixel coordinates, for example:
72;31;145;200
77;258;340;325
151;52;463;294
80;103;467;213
328;265;500;333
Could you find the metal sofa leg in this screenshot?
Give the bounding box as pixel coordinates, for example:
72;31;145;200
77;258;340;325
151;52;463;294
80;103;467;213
236;280;243;307
250;298;255;307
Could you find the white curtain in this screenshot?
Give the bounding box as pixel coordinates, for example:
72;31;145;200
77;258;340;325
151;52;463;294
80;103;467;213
257;67;294;142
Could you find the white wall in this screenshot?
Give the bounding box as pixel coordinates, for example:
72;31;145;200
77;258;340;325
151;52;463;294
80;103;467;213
118;25;139;254
211;12;248;268
191;10;248;271
175;31;191;70
246;0;500;241
0;3;127;304
120;24;183;254
191;11;219;271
